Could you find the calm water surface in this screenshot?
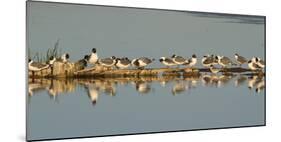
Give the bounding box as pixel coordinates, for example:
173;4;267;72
27;74;265;140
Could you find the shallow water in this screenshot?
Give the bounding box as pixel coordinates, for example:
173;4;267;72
27;74;265;140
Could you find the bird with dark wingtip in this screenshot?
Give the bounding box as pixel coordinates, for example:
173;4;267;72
159;57;177;68
131;57;155;69
234;53;247;66
115;57;131;69
74;55;89;71
98;56;117;69
216;55;236;68
171;54;188;67
201;55;214;67
28;59;50;76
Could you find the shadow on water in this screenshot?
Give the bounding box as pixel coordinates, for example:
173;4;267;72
28;73;265;105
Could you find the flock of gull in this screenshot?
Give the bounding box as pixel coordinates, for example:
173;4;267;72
28;48;265;74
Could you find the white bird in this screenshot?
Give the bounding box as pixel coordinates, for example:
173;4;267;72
115;57;131;69
98;56;117;68
28;59;49;76
248;59;261;71
159;57;177;68
201;55;214;67
47;56;56;65
188;54;197;67
57;53;69;63
89;48;99;65
256;57;265;69
216;55;236;68
131;57;154;69
171;54;188;66
74;55;89;71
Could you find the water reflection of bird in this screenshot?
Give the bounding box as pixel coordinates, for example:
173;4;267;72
247;76;259;90
94;81;116;96
84;83;100;106
172;81;188;95
210;75;220;87
202;74;233;88
218;75;233;88
28;82;48;96
46;80;59;101
255;79;265;93
190;79;198;88
247;75;264;93
209;65;220;74
235;75;247;87
201;74;212;87
134;81;152;94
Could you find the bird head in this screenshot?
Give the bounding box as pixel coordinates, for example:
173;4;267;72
92;48;96;53
65;53;69;59
84;55;90;60
111;56;116;59
192;54;197;58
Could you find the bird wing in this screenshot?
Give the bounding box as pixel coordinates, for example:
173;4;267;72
31;62;48;68
203;57;213;64
165;58;175;64
238;56;247;63
100;58;114;64
120;59;131;65
174;56;186;62
139;57;152;64
221;57;232;64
